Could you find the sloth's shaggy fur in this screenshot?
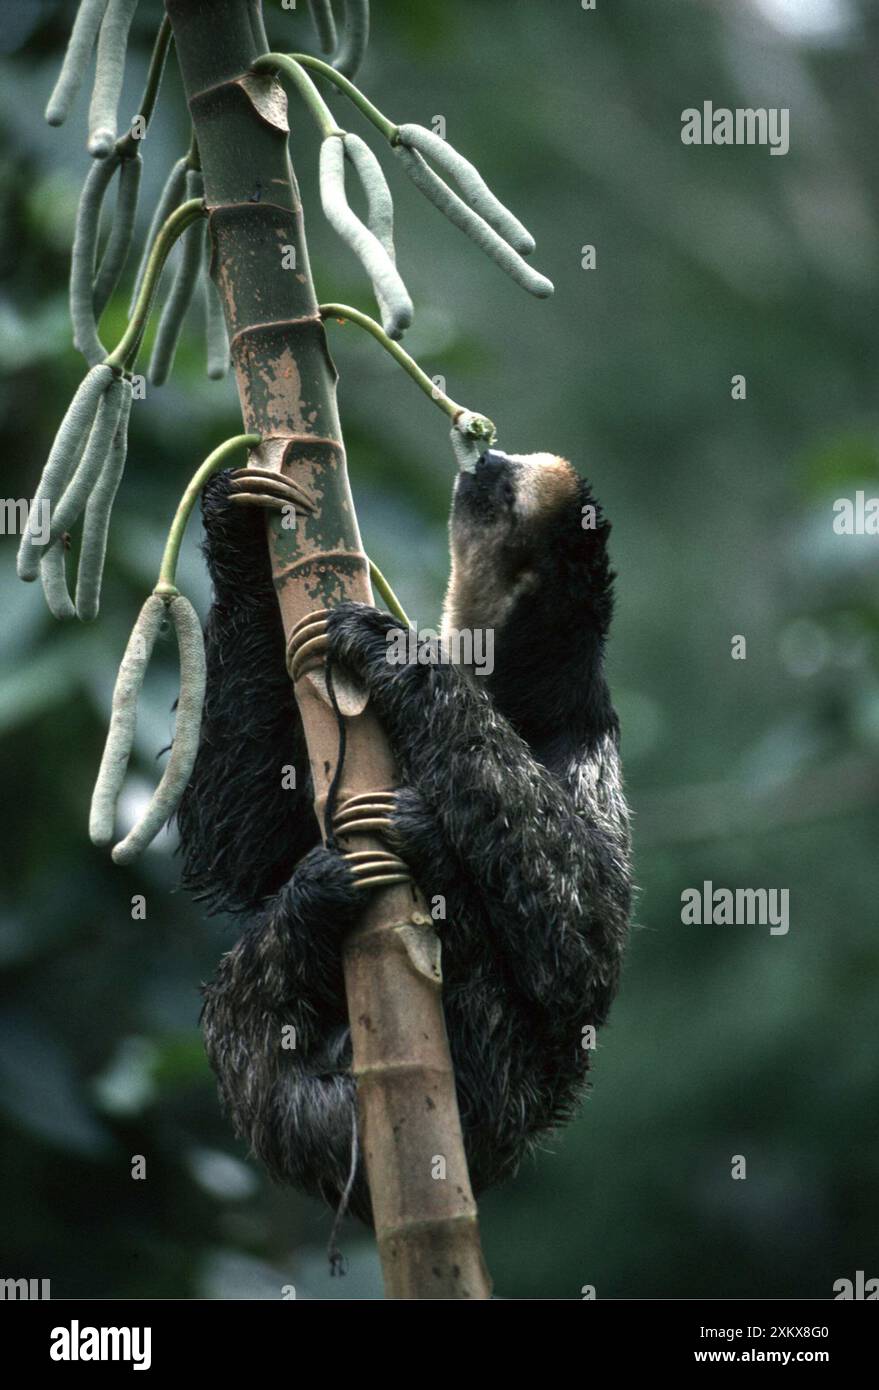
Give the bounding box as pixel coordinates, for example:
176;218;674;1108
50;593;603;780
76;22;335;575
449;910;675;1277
178;451;632;1223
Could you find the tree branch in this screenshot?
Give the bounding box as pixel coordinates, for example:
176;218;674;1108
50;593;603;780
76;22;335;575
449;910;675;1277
165;0;491;1300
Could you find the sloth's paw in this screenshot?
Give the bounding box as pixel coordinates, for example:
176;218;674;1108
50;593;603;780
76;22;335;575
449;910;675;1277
326;602;408;685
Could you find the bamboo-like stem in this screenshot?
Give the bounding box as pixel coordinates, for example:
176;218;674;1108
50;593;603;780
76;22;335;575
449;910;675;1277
167;0;490;1301
155;433;261;596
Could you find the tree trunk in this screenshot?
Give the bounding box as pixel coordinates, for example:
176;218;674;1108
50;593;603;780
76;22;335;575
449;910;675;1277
165;0;491;1299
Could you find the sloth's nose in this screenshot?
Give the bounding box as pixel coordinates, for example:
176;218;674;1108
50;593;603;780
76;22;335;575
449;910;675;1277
473;451;511;493
455;449;514;520
475;450;508;477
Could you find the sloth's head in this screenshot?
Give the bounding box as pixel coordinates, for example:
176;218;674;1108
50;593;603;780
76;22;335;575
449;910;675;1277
444;449;613;635
442;449;616;755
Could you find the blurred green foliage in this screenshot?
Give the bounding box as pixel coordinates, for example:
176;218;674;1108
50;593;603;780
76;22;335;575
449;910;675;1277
0;0;876;1299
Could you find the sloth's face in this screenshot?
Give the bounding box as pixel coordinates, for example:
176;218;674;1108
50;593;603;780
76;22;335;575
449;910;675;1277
453;450;577;531
453;450;518;526
451;450;579;565
444;450;579;641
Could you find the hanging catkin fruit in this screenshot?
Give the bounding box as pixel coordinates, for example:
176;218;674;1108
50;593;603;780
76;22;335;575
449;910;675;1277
90;594;207;864
17;364;114;581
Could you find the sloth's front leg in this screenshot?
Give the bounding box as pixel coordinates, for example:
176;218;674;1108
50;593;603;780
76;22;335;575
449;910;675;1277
326;603;630;1023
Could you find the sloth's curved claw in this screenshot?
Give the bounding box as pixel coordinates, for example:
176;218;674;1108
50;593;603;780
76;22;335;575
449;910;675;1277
332;791;397;839
227;468;316;515
340;847;412;890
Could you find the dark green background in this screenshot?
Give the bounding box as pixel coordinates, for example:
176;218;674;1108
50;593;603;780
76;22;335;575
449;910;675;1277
0;0;876;1299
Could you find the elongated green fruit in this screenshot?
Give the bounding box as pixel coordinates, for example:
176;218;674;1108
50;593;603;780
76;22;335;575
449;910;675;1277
128;155;187;315
76;378;133;621
111;595;207;864
307;0;337;54
88;0;139;157
17;365;114;581
204;273;230;380
89;592;165;846
344;132;393;253
70;152;119;364
343;132;401;336
397;123;535;256
320;133;412;338
48;374;125;545
93;153;142;319
334;0;369;79
45;0;110;127
394;143;553;299
148;169;206;385
40;542;76;621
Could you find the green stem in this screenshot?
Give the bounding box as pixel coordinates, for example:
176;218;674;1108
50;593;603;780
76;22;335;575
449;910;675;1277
289;52;398;143
368;559;409;626
106;197;205;371
155;434;262;596
252;52;343;139
116;16;173;159
320;302;495;438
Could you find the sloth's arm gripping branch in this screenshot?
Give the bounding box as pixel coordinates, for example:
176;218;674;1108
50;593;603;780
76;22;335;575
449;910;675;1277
326;604;631;1020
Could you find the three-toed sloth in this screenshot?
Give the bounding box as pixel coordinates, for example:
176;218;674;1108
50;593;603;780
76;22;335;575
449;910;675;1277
177;449;632;1224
